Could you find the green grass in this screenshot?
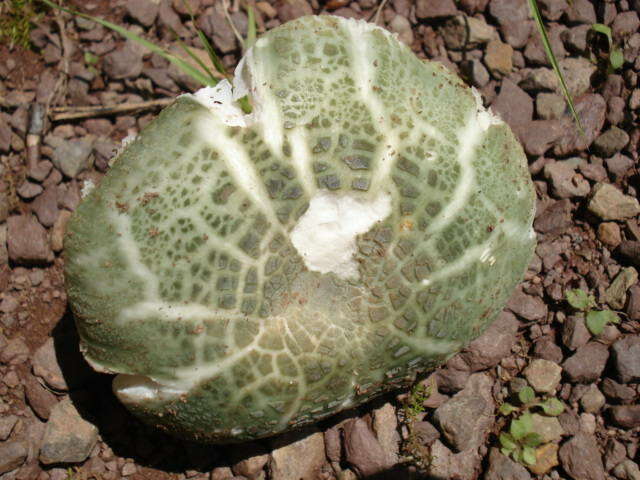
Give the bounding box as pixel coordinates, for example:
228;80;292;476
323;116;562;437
0;0;44;49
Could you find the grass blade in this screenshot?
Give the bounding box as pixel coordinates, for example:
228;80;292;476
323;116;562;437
245;5;256;51
196;29;229;78
169;26;218;86
39;0;213;87
528;0;584;134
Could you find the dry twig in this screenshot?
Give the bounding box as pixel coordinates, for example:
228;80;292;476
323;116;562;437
49;98;174;121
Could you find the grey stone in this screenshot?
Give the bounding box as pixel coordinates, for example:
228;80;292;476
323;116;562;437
488;0;533;48
566;0;597;24
536;92;566;120
373;402;400;466
484;447;531;480
525;23;567;66
7;215;53;265
601;377;637;403
491;79;533;128
0;439;27;475
613;460;640;480
523;358;562;393
579;384;605;413
412;421;440;445
543;160;590;198
588;183;640;221
39;398;99;465
32;338;68;391
416;0;457;18
593;126;630;157
32;185;59;228
560;57;597;97
428;440;480;480
533;336;564;363
610;405;640;429
461;59;490;87
514;119;565;156
607;96;627;125
458;311;519;371
439;15;497;50
559;432;605;480
531;413;564;442
562;315;591;351
612;11;640;39
389;15;413;46
520;67;559;91
612;335;640;383
269;429;326;480
433;372;494;452
507;289;547;321
125;0;159;26
562;342;609;383
554;94;606;156
562;24;590;53
606;153;634;181
16;181;43;199
343;419;392;477
51;137;95;178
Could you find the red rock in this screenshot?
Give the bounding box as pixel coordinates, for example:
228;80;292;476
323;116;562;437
7;215;54;265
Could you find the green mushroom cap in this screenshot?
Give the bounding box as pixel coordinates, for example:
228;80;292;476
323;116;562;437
65;15;536;443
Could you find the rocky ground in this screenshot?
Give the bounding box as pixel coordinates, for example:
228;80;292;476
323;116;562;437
1;0;639;479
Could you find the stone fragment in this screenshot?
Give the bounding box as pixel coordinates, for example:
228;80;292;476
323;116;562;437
32;338;68;391
533;336;563;363
536;92;566;120
32;185;59;228
514;120;565;156
613;460;640;480
7;215;53;265
554;94;606;156
490;79;533;128
598;222;622;248
231;442;269;478
416;0;457;18
593;126;630;157
125;0;159;26
16;181;43;199
343;419;392;477
484;40;513;76
433;372;494;452
612;11;640;39
607;96;626;125
276;0;313;22
0;336;29;365
612;335;640;383
606;154;634;181
439;15;497;50
373;402;400;466
412;421;440;445
103;40;145;79
612;404;640;429
484;448;531;480
560;57;597;97
0;415;18;441
601;377;636;403
428;440;480;480
529;442;559;476
523;359;562;393
458;311;519;371
534;199;572;234
562;315;591;351
543;160;590;198
566;0;597;24
51;137;95;178
559;432;605;480
389;15;413;46
562;342;609;383
606;268;638;310
461;59;490;88
562;24;590;52
269;429;326;480
579;384;605;413
507;290;547;321
519;68;558;91
488;0;533;48
531;414;564;442
51;210;73;253
24;374;58;420
39;398;99;465
0;439;27;475
588;183;640;221
525;23;567;67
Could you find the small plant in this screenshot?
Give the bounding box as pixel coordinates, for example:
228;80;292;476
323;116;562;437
566;288;620;336
590;23;624;72
498;386;564;466
400;379;435;470
0;0;44;49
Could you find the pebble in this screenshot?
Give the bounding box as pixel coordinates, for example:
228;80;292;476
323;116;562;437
610;405;640;429
593;126;630;157
275;0;312;23
507;289;547;321
0;439;28;475
488;0;532;48
103;40;145;80
606;267;638;310
562;342;609;383
32;338;68;391
588;183;640;221
458;311;519;371
39;398;99;465
525;23;567;67
514;119;565;156
51;210;73;253
560;57;597;97
554;94;606;156
7;215;53;266
606;153;634;181
559;432;605;480
612;11;640;39
533;336;564;363
566;0;597;24
536;92;566;120
598;222;622;248
0;414;18;441
32;185;59;228
342;418;391;477
269;429;325;480
543;160;590;198
411;421;440;445
607;96;627;125
51;137;95;178
372;403;400;466
484;447;531;480
613;460;640;480
601;377;636;403
562;315;591;351
415;0;457;18
579;384;606;413
0;336;30;365
23;374;59;420
531;414;564;442
433;372;494;452
529;442;559;476
611;335;640;383
523;359;562;393
484;40;513;76
231;442;269;478
389;15;413;46
461;59;490;88
490;78;533;128
125;0;159;27
519;67;559;91
428;439;480;480
16;181;43;200
562;24;590;53
439;15;497;50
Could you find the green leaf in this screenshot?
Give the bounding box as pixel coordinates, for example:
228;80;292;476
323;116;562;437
39;0;213;87
518;386;536;405
500;446;514;457
499;432;517;451
245;5;257;52
528;0;583;134
522;432;543;447
539;397;564;416
566;289;595;311
499;402;519;415
591;23;613;44
610;49;624;70
522;445;537;465
586;310;619;335
84;51;99;65
510;413;533;440
169;27;218;86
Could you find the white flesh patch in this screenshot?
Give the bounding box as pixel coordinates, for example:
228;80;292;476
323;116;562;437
190;79;249;127
290;191;392;280
113;374;186;403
